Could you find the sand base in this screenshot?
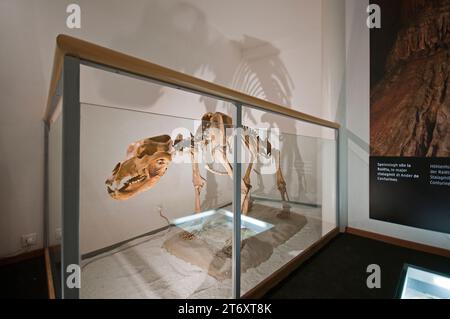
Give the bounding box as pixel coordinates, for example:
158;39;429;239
81;200;333;298
162;203;307;281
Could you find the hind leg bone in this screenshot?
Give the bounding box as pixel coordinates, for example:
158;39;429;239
274;149;291;215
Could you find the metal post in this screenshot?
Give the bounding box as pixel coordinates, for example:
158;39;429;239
43;122;49;248
232;103;242;299
335;128;341;231
337;126;347;232
61;55;80;299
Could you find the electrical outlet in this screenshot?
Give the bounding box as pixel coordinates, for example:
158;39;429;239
21;233;37;248
55;228;62;241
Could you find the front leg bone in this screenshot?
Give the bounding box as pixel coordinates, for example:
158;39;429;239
191;146;205;213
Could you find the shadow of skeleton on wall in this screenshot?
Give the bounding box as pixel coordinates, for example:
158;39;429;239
100;1;306;211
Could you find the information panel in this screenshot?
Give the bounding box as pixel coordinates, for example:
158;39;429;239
369;0;450;233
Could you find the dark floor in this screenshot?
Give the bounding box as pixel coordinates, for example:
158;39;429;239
265;233;450;298
0;256;48;299
1;234;449;299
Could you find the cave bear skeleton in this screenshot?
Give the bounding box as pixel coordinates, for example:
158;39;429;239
105;112;290;215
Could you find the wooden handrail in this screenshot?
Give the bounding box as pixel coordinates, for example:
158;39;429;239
44;34;340;129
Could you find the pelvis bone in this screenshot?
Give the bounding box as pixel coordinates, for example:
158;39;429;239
105;135;173;200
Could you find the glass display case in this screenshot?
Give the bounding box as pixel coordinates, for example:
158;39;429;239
397;264;450;299
44;35;340;299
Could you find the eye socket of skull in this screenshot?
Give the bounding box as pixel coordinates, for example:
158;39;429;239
148;152;172;176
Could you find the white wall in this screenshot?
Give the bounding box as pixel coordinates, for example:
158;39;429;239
0;1;47;257
345;0;450;249
0;0;333;256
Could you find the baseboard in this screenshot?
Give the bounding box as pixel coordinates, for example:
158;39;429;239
0;248;44;267
241;227;340;299
251;195;321;208
44;248;56;299
81;225;171;260
346;227;450;258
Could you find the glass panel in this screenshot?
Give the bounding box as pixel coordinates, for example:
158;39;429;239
53;61;339;299
78;64;237;298
240;106;337;296
47;103;62;298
